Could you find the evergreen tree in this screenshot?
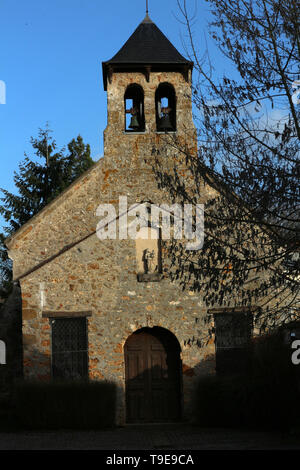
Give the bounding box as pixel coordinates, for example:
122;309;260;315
0;127;94;298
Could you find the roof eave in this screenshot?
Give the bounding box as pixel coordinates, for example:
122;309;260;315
102;61;194;91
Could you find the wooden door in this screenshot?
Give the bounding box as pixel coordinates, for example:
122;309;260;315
125;329;181;423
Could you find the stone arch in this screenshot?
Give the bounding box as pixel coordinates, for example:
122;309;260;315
124;83;145;132
124;326;182;423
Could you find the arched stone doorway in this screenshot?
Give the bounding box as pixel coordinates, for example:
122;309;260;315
124;327;182;423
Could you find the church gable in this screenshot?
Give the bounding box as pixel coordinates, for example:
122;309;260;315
6;153;209;283
3;11;277;427
6;159;104;280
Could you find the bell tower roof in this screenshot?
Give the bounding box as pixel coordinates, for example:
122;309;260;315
102;15;193;90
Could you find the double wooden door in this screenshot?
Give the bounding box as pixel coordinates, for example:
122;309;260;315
125;329;181;423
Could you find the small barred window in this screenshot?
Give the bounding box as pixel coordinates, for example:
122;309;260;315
51;317;88;380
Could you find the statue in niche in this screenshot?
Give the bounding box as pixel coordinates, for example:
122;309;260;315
142;248;156;274
136;226;162;281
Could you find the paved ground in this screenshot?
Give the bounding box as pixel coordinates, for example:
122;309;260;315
0;424;299;450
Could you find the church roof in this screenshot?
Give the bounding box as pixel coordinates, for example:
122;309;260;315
102;14;193;90
106;14;190;65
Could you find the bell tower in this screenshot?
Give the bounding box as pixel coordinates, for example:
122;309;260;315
102;13;197;166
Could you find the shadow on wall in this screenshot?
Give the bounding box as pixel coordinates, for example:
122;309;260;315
10;377;120;430
125;364;182;424
124;325;300;430
0;282;23;396
124;326;218;424
3;318;299;431
124;359;217;425
192;331;300;431
20;326;217;427
12;347;216;429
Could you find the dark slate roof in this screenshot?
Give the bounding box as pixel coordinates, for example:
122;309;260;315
102;14;193;89
106;14;190;64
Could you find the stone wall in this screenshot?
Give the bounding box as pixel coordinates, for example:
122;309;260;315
5;69;220;424
103;70;197;166
6;68;287;425
8;158;217;423
0;283;22;395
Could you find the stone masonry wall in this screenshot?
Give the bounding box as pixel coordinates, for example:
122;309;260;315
5;70;249;424
9;154;217;423
6;67;291;424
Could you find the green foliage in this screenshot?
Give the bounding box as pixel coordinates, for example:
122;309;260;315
193;334;300;430
13;380;117;430
0;127;94;234
0;126;94;298
0;233;12;298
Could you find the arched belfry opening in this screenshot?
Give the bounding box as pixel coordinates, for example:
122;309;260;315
124;84;145;132
155;83;176;132
124;326;182;423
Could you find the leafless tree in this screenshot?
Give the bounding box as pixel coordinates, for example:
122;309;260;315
153;0;300;330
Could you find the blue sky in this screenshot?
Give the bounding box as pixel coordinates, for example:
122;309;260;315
0;0;226;231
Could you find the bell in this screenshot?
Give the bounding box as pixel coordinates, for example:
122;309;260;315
158;115;173;131
129;115;140;129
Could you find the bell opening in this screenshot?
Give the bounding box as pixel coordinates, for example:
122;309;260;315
156;83;176;132
124;84;145;133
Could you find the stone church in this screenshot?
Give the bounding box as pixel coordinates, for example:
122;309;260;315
5;14;255;425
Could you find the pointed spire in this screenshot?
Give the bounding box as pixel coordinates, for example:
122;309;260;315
102;13;193;90
142;13;152;23
143;0;152;22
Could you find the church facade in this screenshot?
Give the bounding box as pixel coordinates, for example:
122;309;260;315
6;15;254;424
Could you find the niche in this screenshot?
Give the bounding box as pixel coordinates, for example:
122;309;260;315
136;226;162;282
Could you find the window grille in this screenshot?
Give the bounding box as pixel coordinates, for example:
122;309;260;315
214;312;252;374
51;317;88;380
